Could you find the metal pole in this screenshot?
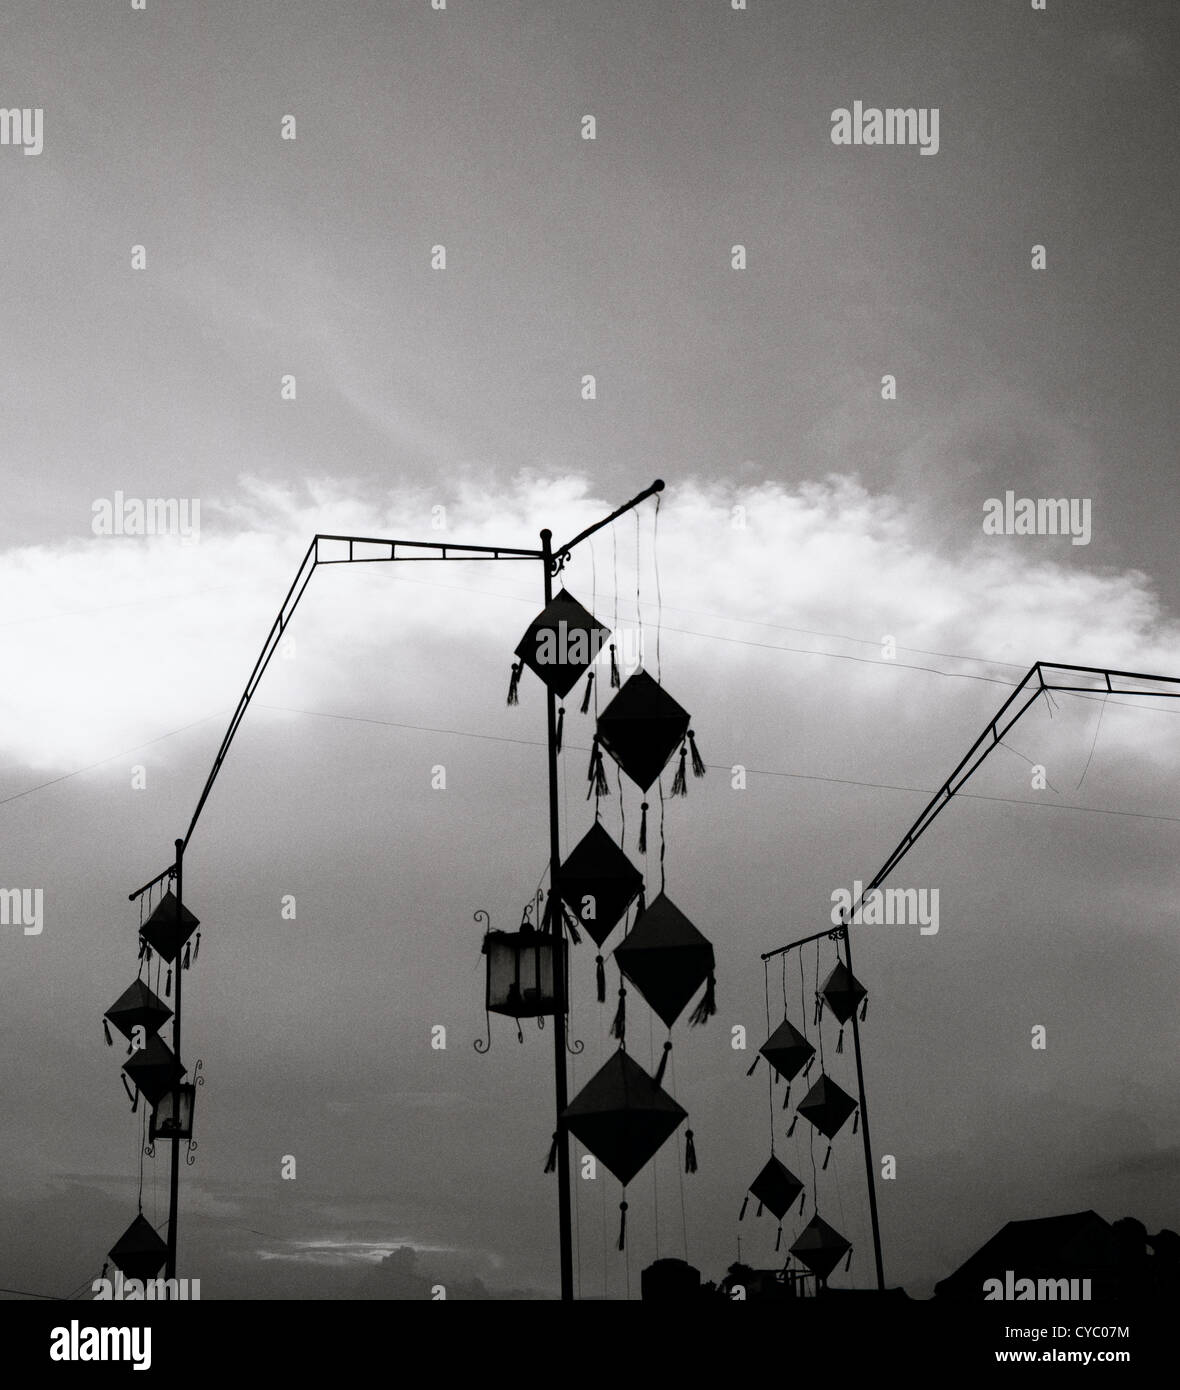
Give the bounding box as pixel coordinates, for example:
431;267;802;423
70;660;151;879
540;528;574;1301
165;837;183;1291
840;922;884;1291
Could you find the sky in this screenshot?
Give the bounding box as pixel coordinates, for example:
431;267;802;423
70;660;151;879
1;0;1177;1301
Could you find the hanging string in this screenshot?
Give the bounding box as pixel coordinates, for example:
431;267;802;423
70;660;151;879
653;491;662;684
634;510;644;667
764;960;775;1155
658;779;667;895
610;522;622;687
671;1046;690;1263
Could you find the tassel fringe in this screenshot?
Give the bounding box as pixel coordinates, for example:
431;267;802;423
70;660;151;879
739;1195;749;1221
822;1143;832;1171
183;942;191;971
670;746;688;797
507;661;521;706
688;970;716;1027
684;1128;698;1173
638;802;648;854
165;968;172;998
618;1200;627;1251
836;1027;844;1054
781;1083;791;1110
654;1040;671;1086
580;671;594;714
555;706;564;754
544;1132;558;1173
786;1115;797;1138
610;987;626;1043
852;1108;859;1135
103;1018;113;1047
688;729;706;778
193;932;200;961
596;954;606;1003
587;740;610;799
746;1056;760;1077
860;995;869;1022
775;1225;783;1252
609;643;620;688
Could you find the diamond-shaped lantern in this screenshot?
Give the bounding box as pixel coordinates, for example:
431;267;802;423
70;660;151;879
613;893;714;1029
108;1213;168;1282
559;822;644;949
104;978;172;1043
747;1156;804;1221
596;670;690;791
820;960;867;1025
563;1049;686;1186
514;588;610;699
790;1214;850;1281
123;1035;186;1108
759;1016;815;1083
140;890;199;965
797;1074;857;1140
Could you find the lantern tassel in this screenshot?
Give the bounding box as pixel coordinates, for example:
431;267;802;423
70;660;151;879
845;1247;854;1273
609;642;620;688
617;1200;627;1251
786;1115;797;1138
688;729;706;778
689;970;716;1027
739;1195;749;1221
775;1224;783;1252
684;1128;698;1174
860;995;869;1022
555;706;564;754
745;1056;760;1077
102;1018;113;1047
595;954;606;1003
580;670;594;714
506;660;521;706
670;745;688;797
121;1075;138;1112
756;1201;764;1218
165;967;172;998
781;1083;791;1110
610;986;626;1043
813;995;823;1026
836;1027;844;1054
852;1107;859;1135
183;942;191;971
587;739;610;799
638;801;648;854
822;1143;832;1171
543;1132;558;1173
193;931;200;961
803;1055;815;1078
654;1040;671;1085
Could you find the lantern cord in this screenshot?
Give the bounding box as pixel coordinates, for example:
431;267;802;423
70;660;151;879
764;960;774;1155
617;762;626;851
650;1010;659;1261
137;1104;146;1213
658;778;667;895
653;491;662;684
611;522;620;683
634;509;643;662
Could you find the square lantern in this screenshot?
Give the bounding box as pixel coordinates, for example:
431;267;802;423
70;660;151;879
482;927;561;1018
149;1082;196;1142
797;1074;857;1140
790;1214;850;1282
748;1156;805;1222
759;1017;815;1083
613;893;714;1029
559;821;644;948
108;1214;168;1283
140;890;199;965
104;978;172;1043
564;1049;687;1186
820;960;867;1025
123;1035;186;1108
595;671;690;791
514;588;610;699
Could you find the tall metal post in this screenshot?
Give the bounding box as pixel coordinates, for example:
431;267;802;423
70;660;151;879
540;528;574;1301
841;921;884;1291
165;837;184;1289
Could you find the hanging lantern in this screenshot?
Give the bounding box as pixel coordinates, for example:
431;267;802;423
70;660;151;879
482;925;561;1019
513;588;610;699
108;1213;168;1283
122;1035;186;1108
104;978;172;1044
149;1082;196;1142
758;1016;816;1082
820;960;867;1025
796;1074;857;1140
558;822;644;948
140;890;199;966
595;670;690;790
789;1214;851;1282
613;893;715;1028
563;1049;686;1186
746;1156;804;1222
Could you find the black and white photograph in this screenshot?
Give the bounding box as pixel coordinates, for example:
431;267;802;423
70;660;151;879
1;0;1175;1369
